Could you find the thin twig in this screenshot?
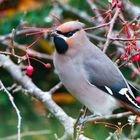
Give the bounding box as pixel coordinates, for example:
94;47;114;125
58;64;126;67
86;111;133;122
75;106;88;140
119;51;140;68
0;81;22;140
49;82;63;94
103;7;120;53
2;40;53;60
11;29;16;54
0;29;39;42
86;0;103;23
84;22;110;31
0;129;51;140
53;0;92;23
0;54;75;140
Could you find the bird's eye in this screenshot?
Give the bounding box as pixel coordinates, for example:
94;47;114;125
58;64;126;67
65;32;74;37
56;29;80;38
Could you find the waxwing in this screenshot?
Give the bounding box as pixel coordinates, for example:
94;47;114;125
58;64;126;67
51;21;140;116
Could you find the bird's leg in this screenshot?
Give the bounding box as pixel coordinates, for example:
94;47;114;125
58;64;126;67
75;106;87;125
79;114;100;124
74;106;87;139
74;107;100;139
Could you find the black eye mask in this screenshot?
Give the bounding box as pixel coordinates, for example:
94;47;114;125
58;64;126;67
56;29;80;37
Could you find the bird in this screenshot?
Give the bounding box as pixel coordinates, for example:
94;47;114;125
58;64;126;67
51;21;140;116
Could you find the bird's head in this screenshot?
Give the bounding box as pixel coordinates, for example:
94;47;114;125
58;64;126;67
51;21;88;55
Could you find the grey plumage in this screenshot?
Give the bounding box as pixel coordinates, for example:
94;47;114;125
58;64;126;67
82;41;140;112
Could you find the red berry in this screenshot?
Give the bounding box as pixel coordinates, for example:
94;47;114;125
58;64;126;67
125;45;132;52
117;2;123;8
130;23;136;29
135;46;140;52
92;8;98;10
45;63;51;69
26;65;34;76
136;96;140;104
136;24;140;28
133;55;140;62
121;53;128;61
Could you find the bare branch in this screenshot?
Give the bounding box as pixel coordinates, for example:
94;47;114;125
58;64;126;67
103;7;120;53
2;40;53;60
49;82;63;94
86;0;103;24
86;111;133;123
53;0;92;23
0;54;75;139
0;29;39;42
0;129;51;140
119;51;140;68
0;81;22;140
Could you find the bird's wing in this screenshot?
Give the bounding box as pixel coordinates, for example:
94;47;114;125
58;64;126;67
83;45;140;109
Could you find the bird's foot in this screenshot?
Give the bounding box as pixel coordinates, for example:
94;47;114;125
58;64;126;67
78;114;100;124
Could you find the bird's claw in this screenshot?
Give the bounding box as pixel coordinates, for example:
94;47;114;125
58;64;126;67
78;114;100;124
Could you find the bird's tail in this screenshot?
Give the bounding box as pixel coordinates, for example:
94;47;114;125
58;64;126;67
123;103;140;116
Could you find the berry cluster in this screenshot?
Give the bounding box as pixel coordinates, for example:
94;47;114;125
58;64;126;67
22;27;53;76
90;0;140;78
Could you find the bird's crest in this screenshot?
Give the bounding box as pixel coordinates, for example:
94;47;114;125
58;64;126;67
57;21;85;33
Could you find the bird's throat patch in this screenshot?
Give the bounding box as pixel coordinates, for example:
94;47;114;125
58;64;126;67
53;37;68;54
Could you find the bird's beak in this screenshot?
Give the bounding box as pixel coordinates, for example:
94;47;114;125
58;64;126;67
50;32;58;37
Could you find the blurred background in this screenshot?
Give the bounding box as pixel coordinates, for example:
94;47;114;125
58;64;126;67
0;0;140;139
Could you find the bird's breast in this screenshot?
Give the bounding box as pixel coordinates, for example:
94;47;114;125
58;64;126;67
53;53;120;115
53;52;86;94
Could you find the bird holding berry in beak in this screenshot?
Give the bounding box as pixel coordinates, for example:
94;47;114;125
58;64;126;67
51;21;140;116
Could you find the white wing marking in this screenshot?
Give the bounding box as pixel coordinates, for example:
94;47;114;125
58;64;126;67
105;86;113;95
119;88;140;108
119;88;128;95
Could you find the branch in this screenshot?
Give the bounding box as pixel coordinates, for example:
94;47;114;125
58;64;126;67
2;40;53;60
86;111;133;123
103;7;120;53
119;51;140;68
0;54;137;139
0;54;75;139
49;82;63;94
0;29;39;42
86;0;103;24
53;0;92;24
0;129;51;140
0;81;22;140
87;33;125;49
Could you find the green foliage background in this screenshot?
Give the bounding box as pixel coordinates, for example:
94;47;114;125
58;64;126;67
0;0;140;140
